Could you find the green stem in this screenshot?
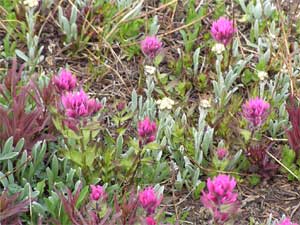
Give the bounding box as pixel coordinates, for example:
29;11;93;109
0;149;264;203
154;69;169;97
124;146;143;187
245;129;255;151
79;128;88;178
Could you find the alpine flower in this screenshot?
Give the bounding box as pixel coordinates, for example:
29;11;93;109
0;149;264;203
199;99;211;108
53;69;77;93
216;148;228;160
24;0;39;7
138;117;157;145
212;43;226;54
211;17;236;46
156;97;175;110
62;89;102;119
201;174;240;223
138;187;161;215
90;185;105;201
277;218;299;225
242;97;270;128
141;36;162;59
257;71;268;81
116;102;126;111
145;216;157;225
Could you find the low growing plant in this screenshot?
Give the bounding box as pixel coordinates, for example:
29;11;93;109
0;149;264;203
0;59;54;149
0;190;31;225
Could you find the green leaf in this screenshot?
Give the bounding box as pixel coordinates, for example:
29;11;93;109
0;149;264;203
99;203;108;218
14;138;25;153
15;49;28;61
256;59;266;71
193;181;205;199
46;167;54;188
3;137;14;154
249;174;260;186
0;152;19;161
65;150;83;166
85;147;96;168
143;142;160;151
0;171;8;187
51;155;59;178
32;202;46;216
282;147;296;165
75;186;89;208
240;129;251;142
36;180;46;196
242;69;257;85
116;134;123;156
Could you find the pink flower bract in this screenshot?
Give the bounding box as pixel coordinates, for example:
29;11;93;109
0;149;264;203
277;218;299;225
211;17;236;46
242;97;270;128
138;187;161;215
216;148;228;160
90;185;105;201
145;216;157;225
141;36;162;59
201;174;239;223
61;89;102;119
138;117;157;145
53;69;77;93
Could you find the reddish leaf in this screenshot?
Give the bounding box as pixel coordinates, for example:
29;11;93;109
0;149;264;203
286;95;300;158
0;190;31;225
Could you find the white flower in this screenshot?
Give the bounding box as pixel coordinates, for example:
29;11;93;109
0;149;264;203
24;0;39;8
280;64;288;74
156;97;175;110
257;71;268;81
199;99;211;108
212;43;225;55
144;65;156;75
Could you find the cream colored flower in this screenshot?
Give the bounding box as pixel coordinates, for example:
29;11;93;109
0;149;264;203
212;43;225;55
144;65;156;75
156;97;175;110
199;99;211;108
257;71;268;81
24;0;39;7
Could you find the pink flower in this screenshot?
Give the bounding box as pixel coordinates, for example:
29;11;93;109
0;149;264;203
277;218;299;225
201;174;239;223
61;89;102;119
90;185;105;201
53;69;77;93
141;36;162;59
211;17;236;46
138;117;157;145
216;148;228;160
138;187;161;215
145;217;157;225
116;102;126;111
242;97;270;128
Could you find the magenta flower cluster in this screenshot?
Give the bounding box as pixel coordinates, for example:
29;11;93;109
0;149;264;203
242;97;270;128
211;17;236;46
216;148;228;160
277;218;299;225
138;187;161;215
138;117;157;146
201;174;240;223
90;185;105;201
141;36;162;59
53;69;77;93
53;68;102;120
145;216;157;225
62;90;102;119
